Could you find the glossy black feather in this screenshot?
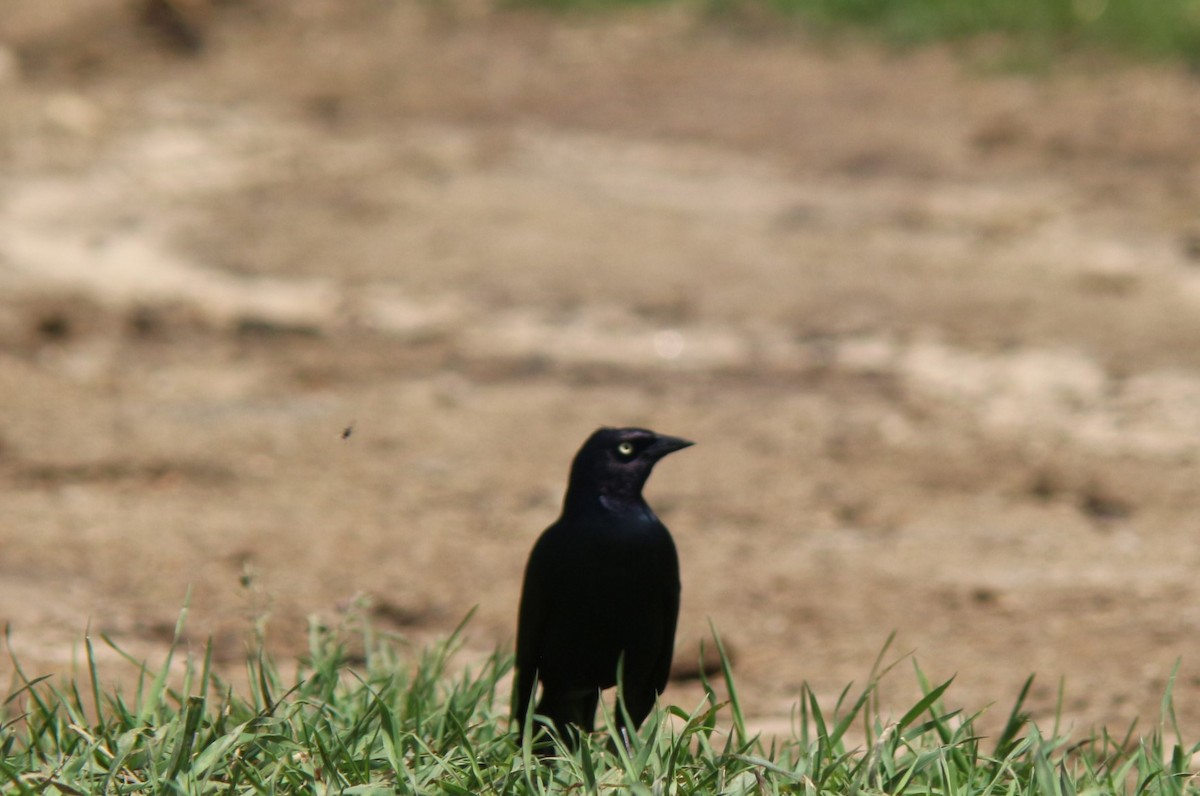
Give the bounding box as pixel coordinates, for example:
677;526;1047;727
513;427;692;747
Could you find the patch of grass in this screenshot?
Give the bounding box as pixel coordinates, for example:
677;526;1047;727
510;0;1200;66
511;0;669;8
773;0;1200;63
2;614;1198;794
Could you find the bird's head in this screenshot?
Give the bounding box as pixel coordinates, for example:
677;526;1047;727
564;427;694;511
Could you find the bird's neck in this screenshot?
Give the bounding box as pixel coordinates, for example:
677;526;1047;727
563;484;651;519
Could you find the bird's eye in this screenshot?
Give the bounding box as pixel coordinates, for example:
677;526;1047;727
616;441;636;458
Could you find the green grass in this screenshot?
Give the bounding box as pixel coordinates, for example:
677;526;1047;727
510;0;1200;66
2;614;1198;794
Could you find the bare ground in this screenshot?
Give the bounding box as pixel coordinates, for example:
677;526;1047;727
2;0;1200;741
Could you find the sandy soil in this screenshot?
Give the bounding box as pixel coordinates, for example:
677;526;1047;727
2;0;1200;741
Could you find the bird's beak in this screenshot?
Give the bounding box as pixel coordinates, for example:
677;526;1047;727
648;434;694;459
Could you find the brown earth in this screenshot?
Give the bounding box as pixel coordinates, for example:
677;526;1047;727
2;0;1200;743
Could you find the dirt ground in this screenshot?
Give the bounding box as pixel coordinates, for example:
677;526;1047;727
2;0;1200;742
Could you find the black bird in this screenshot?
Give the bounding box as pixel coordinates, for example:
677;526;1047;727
513;426;693;748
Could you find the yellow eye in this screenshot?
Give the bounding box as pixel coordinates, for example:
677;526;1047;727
616;441;635;457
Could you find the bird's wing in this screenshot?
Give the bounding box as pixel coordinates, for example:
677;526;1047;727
513;535;550;724
652;577;680;694
649;533;681;695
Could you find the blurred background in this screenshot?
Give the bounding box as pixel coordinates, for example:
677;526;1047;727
2;0;1199;737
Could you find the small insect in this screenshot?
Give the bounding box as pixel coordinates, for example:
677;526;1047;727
341;423;355;440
